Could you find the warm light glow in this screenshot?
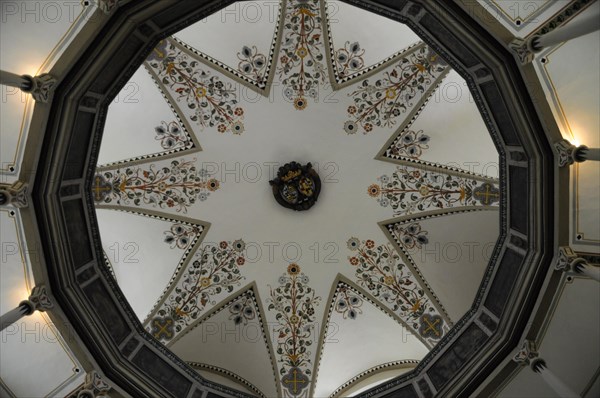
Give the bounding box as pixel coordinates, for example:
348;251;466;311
569;123;587;147
19;62;41;77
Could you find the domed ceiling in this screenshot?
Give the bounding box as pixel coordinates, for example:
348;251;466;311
91;1;499;396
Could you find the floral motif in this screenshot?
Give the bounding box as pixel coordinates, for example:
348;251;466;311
472;182;501;206
344;45;447;134
152;240;246;338
392;222;429;250
150;316;175;340
154;121;192;151
419;313;443;340
387;129;430;159
229;293;256;325
334;286;363;320
238;45;268;85
368;167;500;216
334;41;365;77
267;264;321;395
278;0;326;110
346;238;444;342
93;159;220;213
146;39;244;134
164;223;202;250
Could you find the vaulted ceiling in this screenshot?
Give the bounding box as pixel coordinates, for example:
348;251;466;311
92;1;499;396
0;1;598;397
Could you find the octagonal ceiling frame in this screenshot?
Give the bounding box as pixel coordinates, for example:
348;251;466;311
27;0;563;397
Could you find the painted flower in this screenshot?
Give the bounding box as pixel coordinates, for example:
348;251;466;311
217;124;227;133
379;175;389;184
296;47;308;58
231;121;245;135
278;276;288;285
198;192;208;201
384;276;395;286
344;120;357;135
287;263;301;275
349;257;359;266
364;123;373;133
419;185;430;196
148;40;168;61
379;198;390;207
234;107;244;116
294;97;307;111
240;62;252;74
280;55;289;64
368;184;381;197
206;179;220;191
163;62;175;76
290;314;300;324
347;237;360;251
233;239;246;252
347;105;357;114
300;275;310;284
196;86;207;98
237;257;245;266
283;88;294;99
365;240;375;249
200;277;211;287
220;241;228;249
385;88;397;99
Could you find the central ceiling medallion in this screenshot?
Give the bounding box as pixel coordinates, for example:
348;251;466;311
269;162;321;211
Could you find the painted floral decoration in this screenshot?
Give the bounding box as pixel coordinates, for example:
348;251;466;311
146;39;245;134
163;223;202;250
393;222;429;250
387;129;430;159
334;41;365;77
151;240;246;337
347;238;441;334
368;167;499;216
334;285;363;320
154;120;192;151
268;263;320;395
278;0;326;110
344;45;447;134
238;45;268;85
229;292;256;326
93;159;220;213
150;316;175;341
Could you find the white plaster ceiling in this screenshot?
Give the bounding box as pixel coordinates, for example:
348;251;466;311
498;277;600;398
476;0;570;36
0;0;88;179
529;4;600;252
0;209;85;397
